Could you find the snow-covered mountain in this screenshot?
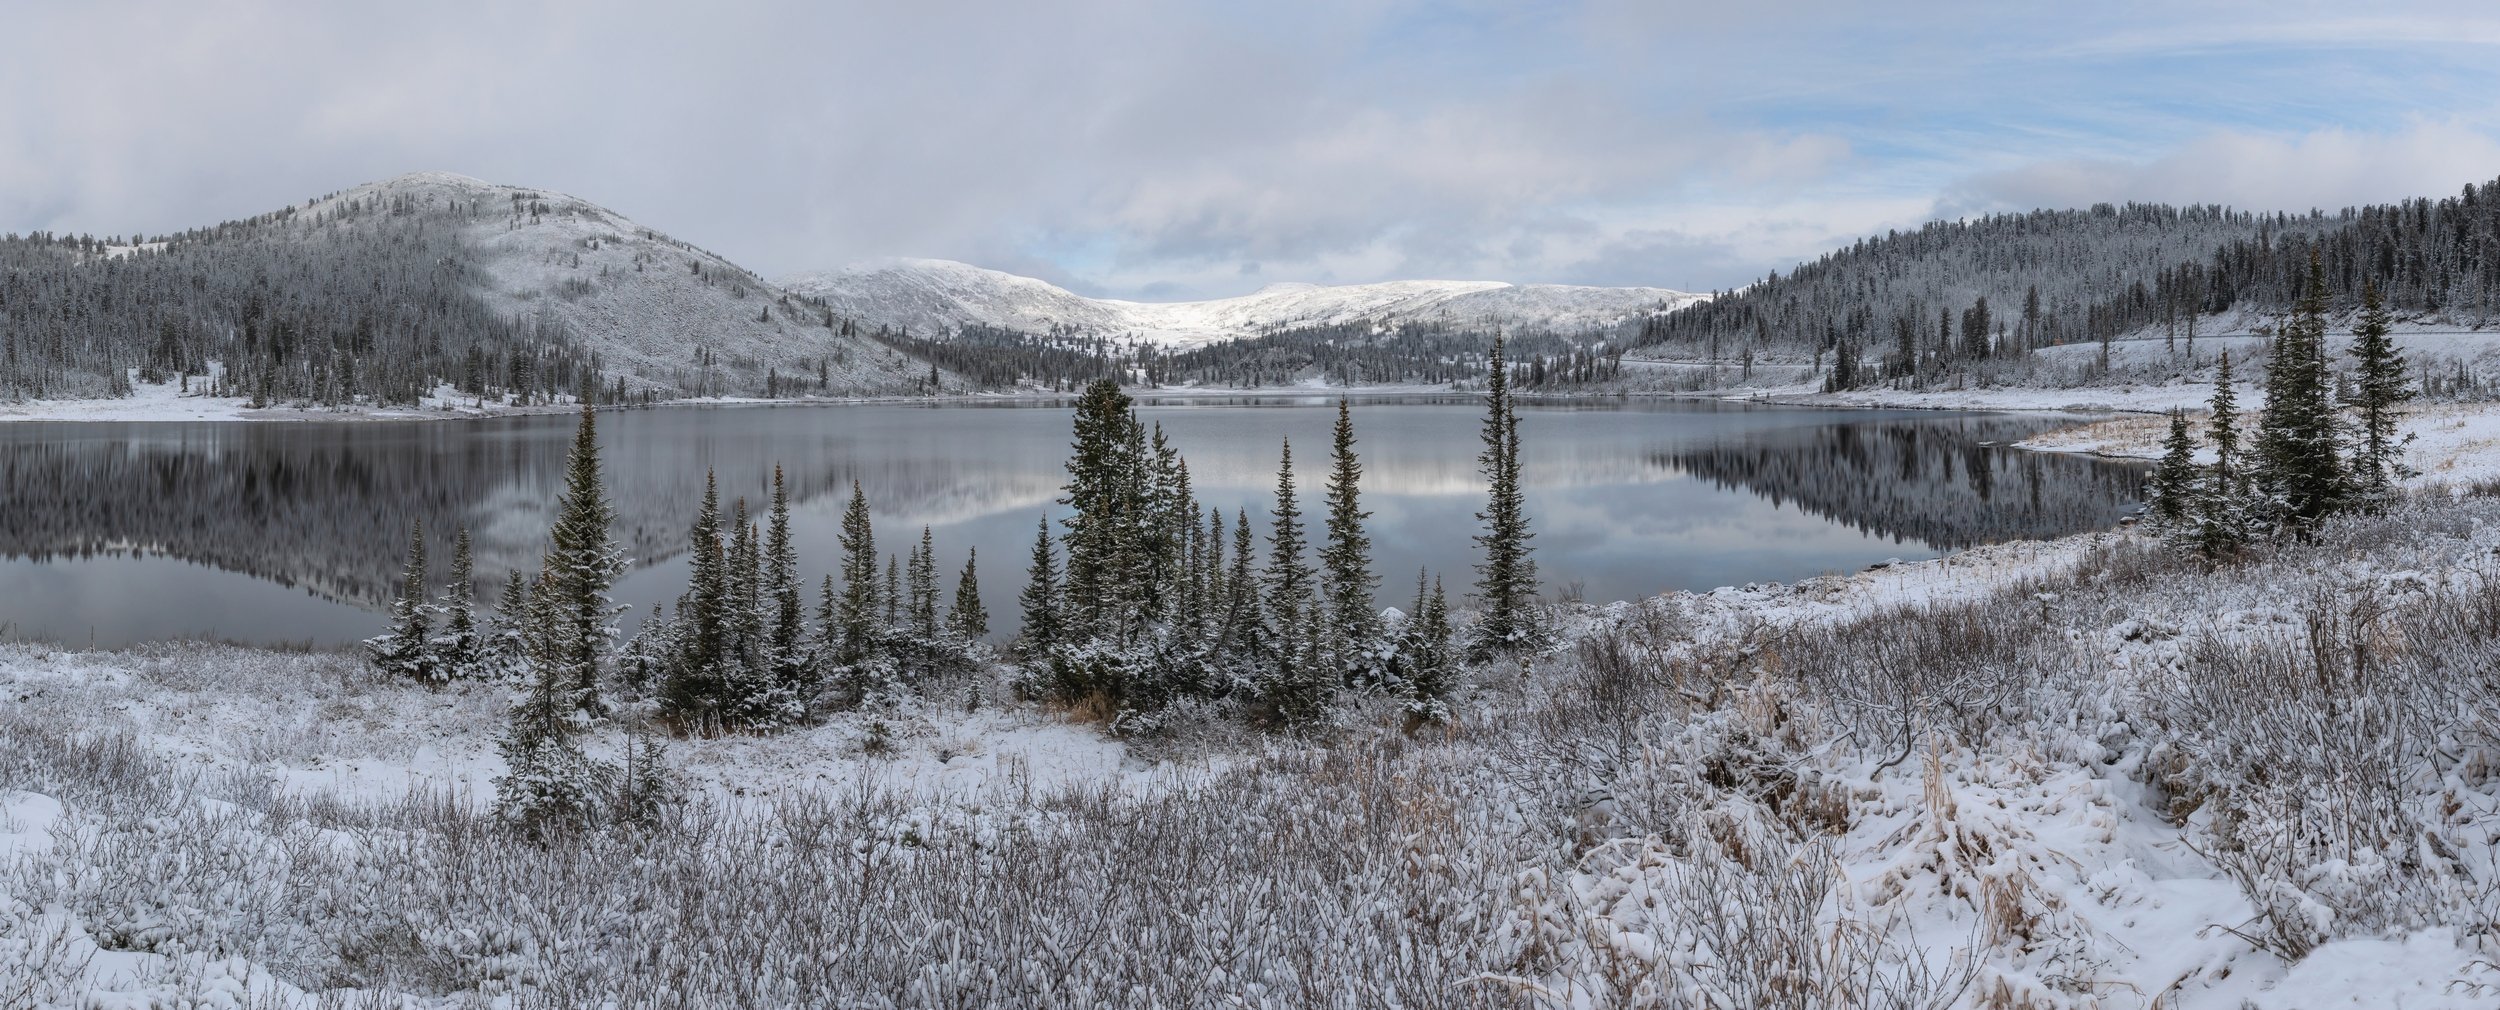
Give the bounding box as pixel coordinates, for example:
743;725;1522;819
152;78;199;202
781;258;1705;348
304;173;939;394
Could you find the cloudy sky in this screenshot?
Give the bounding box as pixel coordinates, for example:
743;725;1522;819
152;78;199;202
5;1;2497;300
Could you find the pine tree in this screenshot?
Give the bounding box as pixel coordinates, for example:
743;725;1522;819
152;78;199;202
491;568;534;679
1401;571;1455;723
2193;351;2256;559
366;518;436;681
1320;398;1379;655
1469;332;1539;658
2253;252;2350;528
432;525;483;680
1060;379;1141;639
2346;278;2413;498
1218;507;1266;667
727;499;761;664
2146;409;2199;528
948;548;988;641
908;526;940;640
1263;438;1315;630
836;480;878;659
1260;439;1329;724
666;470;729;725
546;403;628;714
764;465;806;681
1018;514;1060;657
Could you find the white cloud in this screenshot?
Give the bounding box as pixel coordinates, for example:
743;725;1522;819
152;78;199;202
1941;119;2500;217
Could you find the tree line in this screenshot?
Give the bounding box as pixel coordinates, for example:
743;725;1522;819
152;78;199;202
1656;175;2500;392
364;339;1548;834
2143;252;2417;555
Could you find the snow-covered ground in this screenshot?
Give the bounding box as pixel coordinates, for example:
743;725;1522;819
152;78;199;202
8;349;2500;1003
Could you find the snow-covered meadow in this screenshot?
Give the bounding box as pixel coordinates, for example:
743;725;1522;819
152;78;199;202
9;465;2500;1005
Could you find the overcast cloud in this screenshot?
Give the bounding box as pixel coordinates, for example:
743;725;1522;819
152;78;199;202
4;0;2496;299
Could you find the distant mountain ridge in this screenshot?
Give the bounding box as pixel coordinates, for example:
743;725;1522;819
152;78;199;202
781;257;1705;347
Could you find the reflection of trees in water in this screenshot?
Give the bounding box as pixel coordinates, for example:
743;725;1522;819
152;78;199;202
1660;417;2146;550
0;415;1056;610
1;409;2145;616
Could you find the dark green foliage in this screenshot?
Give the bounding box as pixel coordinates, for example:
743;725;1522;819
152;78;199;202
367;518;436;681
546;405;627;713
433;526;485;681
2147;409;2199;529
948;548;988;642
1469;333;1541;659
836;481;879;660
2252;253;2350;528
2345;279;2414;498
1320;398;1380;656
1018;515;1060;657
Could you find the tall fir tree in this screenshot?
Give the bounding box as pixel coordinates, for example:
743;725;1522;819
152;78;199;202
909;526;940;640
433;525;482;680
1261;439;1329;724
367;518;435;681
949;548;988;641
1320;397;1380;653
546;403;628;714
2252;252;2350;527
1262;438;1315;630
1469;332;1539;658
2346;278;2414;498
764;465;806;681
1060;379;1142;639
668;470;729;724
2146;409;2199;528
1018;514;1060;657
835;481;879;659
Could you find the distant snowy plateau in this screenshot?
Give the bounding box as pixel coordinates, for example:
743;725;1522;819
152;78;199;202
783;257;1706;348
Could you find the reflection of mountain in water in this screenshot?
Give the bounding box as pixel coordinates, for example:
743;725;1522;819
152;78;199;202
1661;417;2145;551
0;416;1058;610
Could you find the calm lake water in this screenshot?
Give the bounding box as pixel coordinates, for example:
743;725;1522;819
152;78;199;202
0;396;2143;647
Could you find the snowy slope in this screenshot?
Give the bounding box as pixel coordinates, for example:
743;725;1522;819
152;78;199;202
294;173;942;396
782;257;1706;347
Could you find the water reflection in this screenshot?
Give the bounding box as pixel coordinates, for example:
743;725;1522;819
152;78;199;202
0;399;2141;646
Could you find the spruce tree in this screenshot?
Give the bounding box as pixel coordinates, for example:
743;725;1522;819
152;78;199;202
2346;278;2413;498
1018;514;1060;657
764;465;806;680
1469;332;1539;658
1262;438;1315;630
836;481;878;658
727;499;761;664
1261;440;1328;722
1219;507;1266;667
434;525;482;680
1402;571;1455;723
667;470;729;725
2146;409;2199;529
367;518;435;681
2252;252;2350;528
909;526;940;641
2208;351;2240;493
1061;379;1141;638
948;548;988;641
547;403;627;714
1320;398;1380;651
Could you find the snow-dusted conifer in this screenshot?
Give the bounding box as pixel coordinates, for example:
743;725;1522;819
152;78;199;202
366;518;437;681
